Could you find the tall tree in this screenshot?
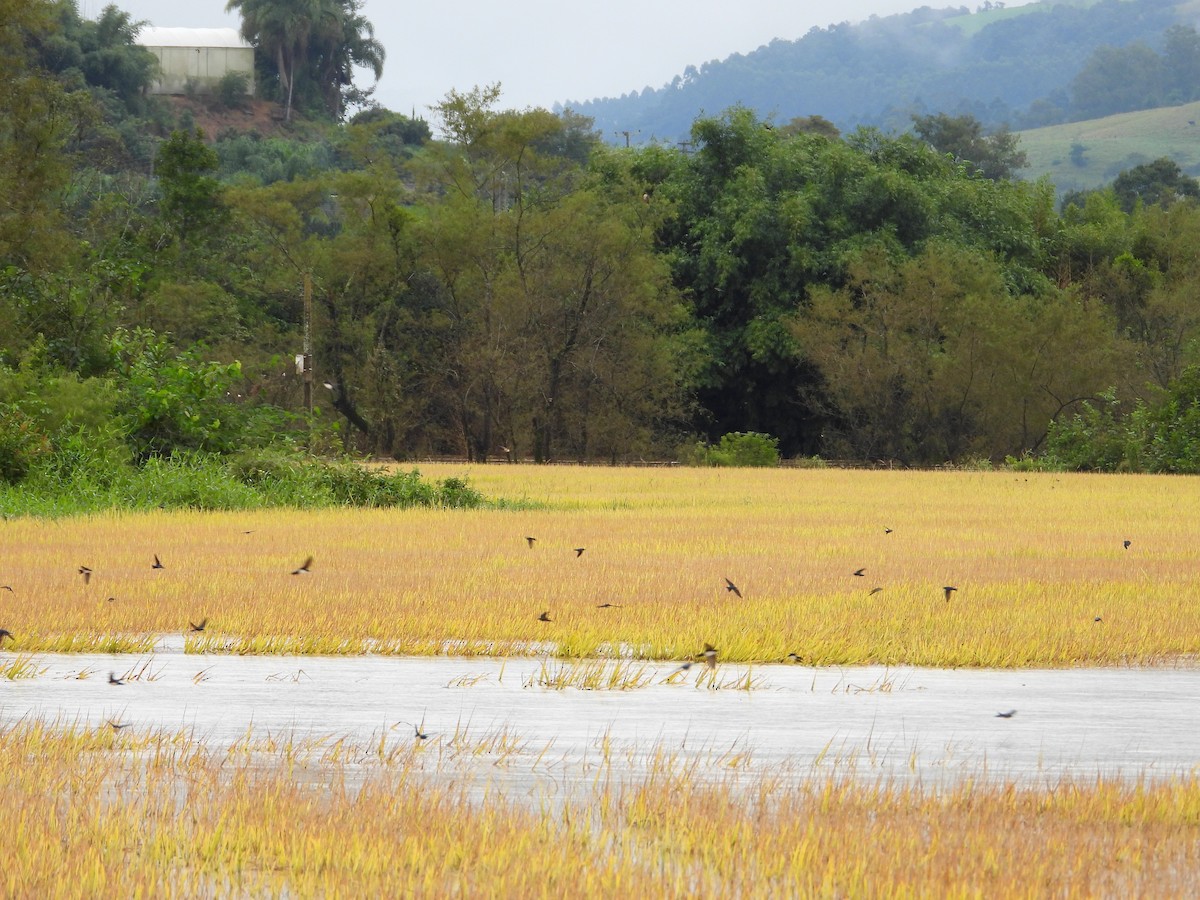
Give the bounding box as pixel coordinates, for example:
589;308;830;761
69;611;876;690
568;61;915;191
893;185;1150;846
310;0;384;120
226;0;383;122
911;112;1027;182
227;0;335;122
416;88;695;462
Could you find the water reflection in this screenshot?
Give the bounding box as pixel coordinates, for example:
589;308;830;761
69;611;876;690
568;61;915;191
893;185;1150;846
2;647;1196;790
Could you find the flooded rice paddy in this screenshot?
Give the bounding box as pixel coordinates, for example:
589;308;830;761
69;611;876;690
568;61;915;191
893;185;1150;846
2;643;1197;793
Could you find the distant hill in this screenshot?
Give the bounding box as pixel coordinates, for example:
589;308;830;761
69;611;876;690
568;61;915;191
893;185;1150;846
562;0;1187;144
1017;100;1200;194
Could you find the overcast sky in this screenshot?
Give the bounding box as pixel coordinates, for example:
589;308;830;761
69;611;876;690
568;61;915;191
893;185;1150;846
96;0;1035;118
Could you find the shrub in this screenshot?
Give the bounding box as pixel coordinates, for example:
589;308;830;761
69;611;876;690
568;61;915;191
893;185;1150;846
682;432;781;467
216;71;250;109
0;405;51;484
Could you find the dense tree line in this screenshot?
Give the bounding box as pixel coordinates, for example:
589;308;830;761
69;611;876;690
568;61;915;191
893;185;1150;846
567;0;1191;142
5;0;1200;476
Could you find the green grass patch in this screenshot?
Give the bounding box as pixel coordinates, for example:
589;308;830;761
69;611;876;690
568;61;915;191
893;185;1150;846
1018;100;1200;195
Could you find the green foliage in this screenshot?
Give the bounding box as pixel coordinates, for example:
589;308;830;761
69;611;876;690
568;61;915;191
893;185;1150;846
911;112;1028;181
216;71;251;109
1040;392;1132;472
1042;369;1200;473
156;128;227;241
0;447;487;515
215;132;334;184
109;329;292;461
0;405;51;485
39;1;156;112
227;0;385;121
1112;157;1200;213
682;432;780;467
570;0;1181;141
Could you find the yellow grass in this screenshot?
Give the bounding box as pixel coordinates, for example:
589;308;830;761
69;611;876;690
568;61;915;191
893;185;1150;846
4;719;1200;896
1;466;1198;666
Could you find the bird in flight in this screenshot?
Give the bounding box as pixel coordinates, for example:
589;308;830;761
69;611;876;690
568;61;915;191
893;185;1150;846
943;585;958;601
152;555;164;569
884;527;893;534
1123;540;1132;549
574;548;585;557
108;720;130;731
995;709;1017;718
291;556;313;575
724;578;742;598
868;587;883;596
699;643;718;669
537;611;552;622
783;652;803;663
79;566;92;584
525;537;537;548
596;603;622;608
108;672;125;685
0;628;12;643
189;618;207;632
853;568;866;577
668;661;693;677
0;585;12;593
1094;616;1103;623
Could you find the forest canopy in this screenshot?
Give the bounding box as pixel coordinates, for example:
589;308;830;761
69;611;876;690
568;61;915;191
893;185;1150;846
4;0;1200;492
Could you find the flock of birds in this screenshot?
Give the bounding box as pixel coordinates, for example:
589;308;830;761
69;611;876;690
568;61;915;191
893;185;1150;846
0;528;1138;734
0;550;319;697
526;529;972;676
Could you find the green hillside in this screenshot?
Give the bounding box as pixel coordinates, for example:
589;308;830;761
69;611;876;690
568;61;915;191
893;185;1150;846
1018;100;1200;194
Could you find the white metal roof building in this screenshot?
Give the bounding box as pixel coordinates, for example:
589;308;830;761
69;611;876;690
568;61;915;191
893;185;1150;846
136;26;255;96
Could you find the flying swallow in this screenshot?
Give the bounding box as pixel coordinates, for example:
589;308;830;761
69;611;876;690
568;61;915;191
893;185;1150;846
868;587;883;596
853;568;866;577
108;672;124;685
537;611;552;622
699;643;718;669
574;548;585;557
724;578;742;598
943;585;958;601
596;603;622;608
79;566;92;584
995;709;1017;718
152;555;164;569
189;618;207;632
291;556;313;575
525;537;536;548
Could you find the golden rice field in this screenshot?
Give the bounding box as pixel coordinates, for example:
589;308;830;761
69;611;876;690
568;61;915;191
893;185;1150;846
1;465;1199;667
5;719;1200;897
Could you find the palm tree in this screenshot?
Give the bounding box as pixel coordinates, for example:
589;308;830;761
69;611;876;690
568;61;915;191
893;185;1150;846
226;0;383;122
310;0;384;118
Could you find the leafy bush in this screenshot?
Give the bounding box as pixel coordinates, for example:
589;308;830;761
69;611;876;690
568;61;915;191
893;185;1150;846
1040;370;1200;474
682;432;781;467
110;328;299;461
0;405;51;484
216;71;250;109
